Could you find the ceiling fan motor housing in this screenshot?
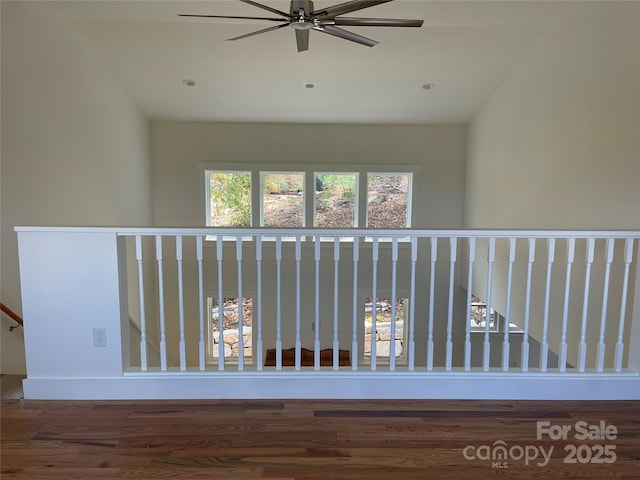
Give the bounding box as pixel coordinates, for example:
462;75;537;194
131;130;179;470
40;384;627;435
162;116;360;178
291;0;314;17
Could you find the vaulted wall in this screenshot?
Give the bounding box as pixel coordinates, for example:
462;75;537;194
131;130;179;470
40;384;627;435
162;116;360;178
464;2;640;367
1;2;152;373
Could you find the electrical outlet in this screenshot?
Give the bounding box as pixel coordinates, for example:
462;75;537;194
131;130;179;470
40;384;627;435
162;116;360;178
93;328;107;347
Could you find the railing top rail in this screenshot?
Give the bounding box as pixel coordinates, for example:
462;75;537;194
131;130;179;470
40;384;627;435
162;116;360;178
14;226;640;239
1;303;23;327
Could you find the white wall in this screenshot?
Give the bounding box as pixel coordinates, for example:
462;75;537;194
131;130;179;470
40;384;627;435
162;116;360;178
151;122;467;229
0;2;152;374
149;122;468;367
464;2;640;368
465;2;640;230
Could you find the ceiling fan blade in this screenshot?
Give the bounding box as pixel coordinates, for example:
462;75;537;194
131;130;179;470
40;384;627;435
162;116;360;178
295;29;310;52
311;0;393;19
178;14;288;23
314;25;378;47
227;22;291;42
330;17;423;27
239;0;291;18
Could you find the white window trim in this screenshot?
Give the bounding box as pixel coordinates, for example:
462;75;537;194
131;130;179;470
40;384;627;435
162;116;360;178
199;162;419;233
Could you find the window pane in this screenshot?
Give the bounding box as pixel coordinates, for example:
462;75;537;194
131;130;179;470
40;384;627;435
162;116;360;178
210;297;252;360
367;174;410;228
314;174;357;228
364;298;406;358
470;294;493;330
262;173;304;227
209;172;251;226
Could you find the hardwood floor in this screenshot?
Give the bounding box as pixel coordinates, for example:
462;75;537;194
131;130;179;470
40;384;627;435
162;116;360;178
2;399;639;479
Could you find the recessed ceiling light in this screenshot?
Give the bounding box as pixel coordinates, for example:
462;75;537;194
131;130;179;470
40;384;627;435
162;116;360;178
303;82;316;89
422;83;435;90
182;79;196;87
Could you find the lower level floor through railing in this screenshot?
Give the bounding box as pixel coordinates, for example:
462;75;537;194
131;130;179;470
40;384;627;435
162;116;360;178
15;226;640;399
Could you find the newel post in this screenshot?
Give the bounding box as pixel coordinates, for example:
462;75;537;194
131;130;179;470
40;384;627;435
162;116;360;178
16;227;127;390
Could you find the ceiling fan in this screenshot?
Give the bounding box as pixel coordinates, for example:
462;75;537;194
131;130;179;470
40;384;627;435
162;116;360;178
178;0;423;52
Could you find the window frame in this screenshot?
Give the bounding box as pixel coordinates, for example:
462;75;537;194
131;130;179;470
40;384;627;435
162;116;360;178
200;162;419;234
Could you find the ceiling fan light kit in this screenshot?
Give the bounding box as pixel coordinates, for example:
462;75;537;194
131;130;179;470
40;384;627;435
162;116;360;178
179;0;423;52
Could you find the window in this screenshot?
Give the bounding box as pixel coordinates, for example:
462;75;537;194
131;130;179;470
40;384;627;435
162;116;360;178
364;297;408;361
367;174;411;228
314;173;358;228
208;297;253;363
469;294;523;333
207;171;251;227
469;297;497;332
261;172;305;227
203;165;415;231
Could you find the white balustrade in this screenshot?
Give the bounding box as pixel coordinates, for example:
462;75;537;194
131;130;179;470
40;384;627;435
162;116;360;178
118;230;640;377
32;227;640;374
502;238;516;372
427;237;437;371
155;236;167;371
521;238;535;372
540;238;555;372
14;226;640;400
483;237;495;372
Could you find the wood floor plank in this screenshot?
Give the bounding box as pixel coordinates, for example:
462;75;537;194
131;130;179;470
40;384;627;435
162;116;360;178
2;399;639;479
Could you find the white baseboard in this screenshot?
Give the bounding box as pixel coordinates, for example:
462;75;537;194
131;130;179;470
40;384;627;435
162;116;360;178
22;371;640;400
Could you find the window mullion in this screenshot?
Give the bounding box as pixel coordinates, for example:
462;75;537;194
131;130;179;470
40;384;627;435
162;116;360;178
252;171;261;227
305;171;314;228
358;173;368;228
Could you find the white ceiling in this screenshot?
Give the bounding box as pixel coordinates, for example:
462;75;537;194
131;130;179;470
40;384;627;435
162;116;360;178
44;0;572;124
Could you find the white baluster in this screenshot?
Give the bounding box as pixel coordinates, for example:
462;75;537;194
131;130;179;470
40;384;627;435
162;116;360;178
615;239;634;372
560;238;576;372
256;237;263;371
295;236;302;370
597;239;615;372
578;238;595;372
196;236;205;371
390;237;399;371
333;237;340;370
371;237;379;371
446;237;457;371
408;237;418;371
216;238;224;371
276;236;282;371
540;239;555;372
502;238;516;372
156;236;167;371
522;238;535;372
464;238;476;371
236;237;244;371
314;237;321;370
483;238;495;372
352;237;360;371
427;237;437;371
135;236;147;371
176;236;186;371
